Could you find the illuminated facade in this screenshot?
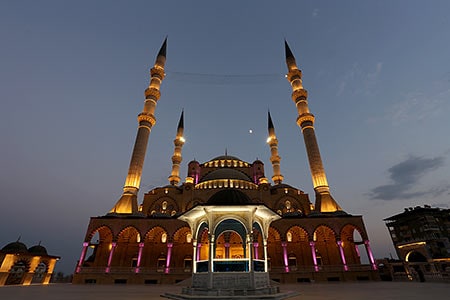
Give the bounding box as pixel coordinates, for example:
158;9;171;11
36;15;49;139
0;241;59;286
383;205;450;281
73;40;378;284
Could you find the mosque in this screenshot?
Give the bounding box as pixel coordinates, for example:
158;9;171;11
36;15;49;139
0;240;59;286
72;39;378;285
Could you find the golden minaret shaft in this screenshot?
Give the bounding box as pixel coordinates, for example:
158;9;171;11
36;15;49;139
168;111;185;185
285;41;342;213
267;111;284;184
110;38;167;214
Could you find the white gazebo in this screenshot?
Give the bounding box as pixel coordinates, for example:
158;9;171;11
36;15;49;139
164;189;298;299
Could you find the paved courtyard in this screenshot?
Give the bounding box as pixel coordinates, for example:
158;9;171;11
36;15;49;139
0;282;448;300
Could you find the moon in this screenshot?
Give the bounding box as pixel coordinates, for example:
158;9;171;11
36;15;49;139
249;129;253;134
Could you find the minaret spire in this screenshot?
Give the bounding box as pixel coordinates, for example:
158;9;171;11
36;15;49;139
109;38;167;214
267;110;284;185
284;40;342;213
168;110;185;185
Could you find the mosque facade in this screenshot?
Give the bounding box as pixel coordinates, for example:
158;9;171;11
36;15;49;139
72;40;378;284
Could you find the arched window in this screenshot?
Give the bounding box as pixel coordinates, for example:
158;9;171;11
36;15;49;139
287;231;293;242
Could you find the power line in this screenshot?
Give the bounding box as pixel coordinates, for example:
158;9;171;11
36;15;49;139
165;70;284;85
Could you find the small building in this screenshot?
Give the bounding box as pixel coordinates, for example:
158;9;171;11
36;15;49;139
384;205;450;282
0;241;59;285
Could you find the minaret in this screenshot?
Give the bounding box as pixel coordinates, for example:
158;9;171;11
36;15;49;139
284;41;342;213
168;111;185;185
267;111;284;184
109;38;167;214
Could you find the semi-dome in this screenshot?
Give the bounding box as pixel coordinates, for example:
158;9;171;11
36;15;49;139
207;189;251;205
201;169;251;182
1;241;28;254
28;245;48;255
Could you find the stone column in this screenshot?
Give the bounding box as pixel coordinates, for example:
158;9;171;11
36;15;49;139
75;242;89;273
364;240;377;270
337;240;349;271
135;242;144;273
105;242;117;273
309;241;319;272
282;241;289;272
165;243;173;273
355;244;361;257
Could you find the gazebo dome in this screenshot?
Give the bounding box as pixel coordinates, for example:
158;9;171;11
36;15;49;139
207;189;251;205
28;244;48;256
1;241;28;254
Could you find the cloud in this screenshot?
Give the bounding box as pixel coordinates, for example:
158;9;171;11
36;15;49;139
388;72;450;124
369;155;448;200
431;202;449;208
312;8;319;18
337;62;382;96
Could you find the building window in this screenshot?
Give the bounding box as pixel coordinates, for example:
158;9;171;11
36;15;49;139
131;258;138;267
287;232;293;242
288;254;297;271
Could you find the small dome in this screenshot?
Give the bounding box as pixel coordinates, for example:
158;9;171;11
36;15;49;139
201;169;251;182
28;245;48;255
207;189;251;205
1;241;28;254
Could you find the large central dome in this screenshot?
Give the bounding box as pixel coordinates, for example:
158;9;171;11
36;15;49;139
200;169;251;182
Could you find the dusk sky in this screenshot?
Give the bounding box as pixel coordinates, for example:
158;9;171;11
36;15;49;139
1;1;450;274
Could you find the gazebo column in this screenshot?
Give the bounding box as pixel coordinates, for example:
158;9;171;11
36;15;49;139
337;240;349;271
165;242;173;273
105;242;117;273
309;241;319;272
75;242;89;273
209;234;215;272
247;234;253;272
263;239;269;272
135;242;144;273
208;233;215;289
192;240;198;273
364;240;377;270
281;241;289;272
